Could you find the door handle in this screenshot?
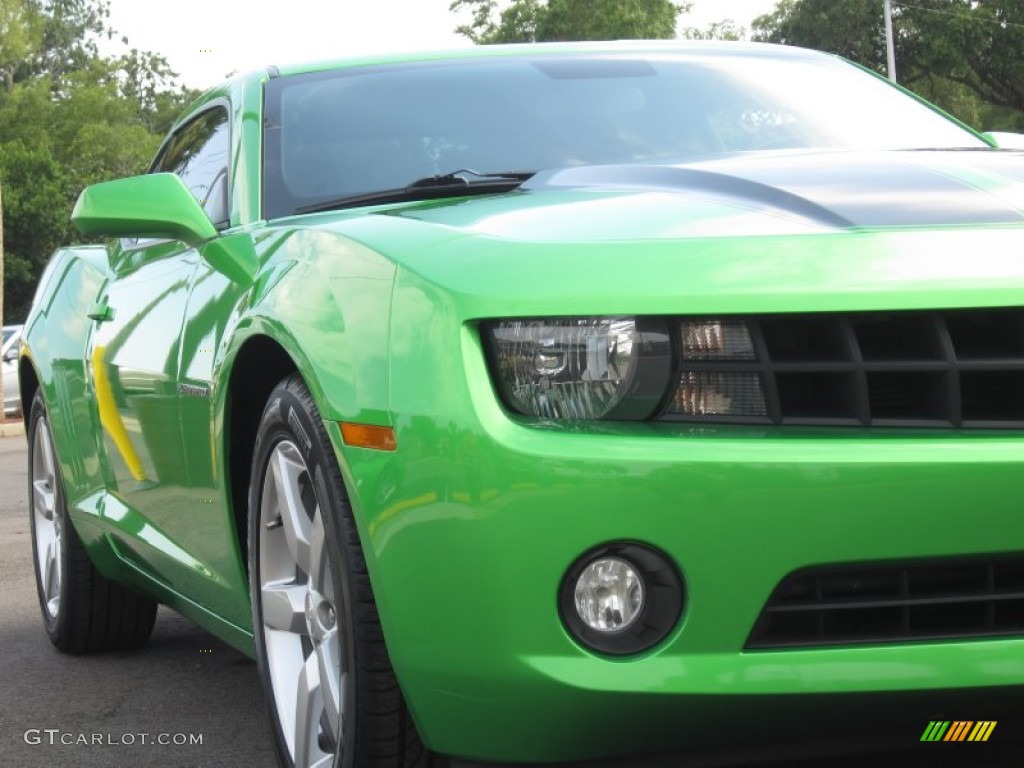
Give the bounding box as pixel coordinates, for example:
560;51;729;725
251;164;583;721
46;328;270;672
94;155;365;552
87;299;115;323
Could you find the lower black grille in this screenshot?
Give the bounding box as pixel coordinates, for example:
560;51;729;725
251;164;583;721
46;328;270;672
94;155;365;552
660;308;1024;428
746;555;1024;649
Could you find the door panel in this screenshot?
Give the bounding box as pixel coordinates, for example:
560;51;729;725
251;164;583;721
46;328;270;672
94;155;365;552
90;248;195;493
87;246;200;591
87;101;250;624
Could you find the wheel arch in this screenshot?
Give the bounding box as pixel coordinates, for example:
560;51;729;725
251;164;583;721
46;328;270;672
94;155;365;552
18;354;41;432
221;323;386;580
219;323;397;647
219;244;397;583
222;333;299;576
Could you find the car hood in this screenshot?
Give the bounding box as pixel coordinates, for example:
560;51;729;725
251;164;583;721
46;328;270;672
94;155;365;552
370;149;1024;241
290;149;1024;317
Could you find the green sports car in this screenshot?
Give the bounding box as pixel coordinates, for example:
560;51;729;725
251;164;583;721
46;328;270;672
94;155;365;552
18;40;1024;766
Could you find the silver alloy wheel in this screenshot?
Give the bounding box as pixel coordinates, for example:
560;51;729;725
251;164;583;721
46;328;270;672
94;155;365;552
259;440;344;768
32;416;62;619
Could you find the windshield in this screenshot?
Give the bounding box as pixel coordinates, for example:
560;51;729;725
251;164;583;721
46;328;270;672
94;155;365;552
262;48;985;219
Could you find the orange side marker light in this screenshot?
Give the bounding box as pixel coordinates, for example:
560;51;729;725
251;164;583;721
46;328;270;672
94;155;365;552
340;422;397;451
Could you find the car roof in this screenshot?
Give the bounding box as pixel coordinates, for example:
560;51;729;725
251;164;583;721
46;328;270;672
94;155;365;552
173;40;837;135
268;39;826;80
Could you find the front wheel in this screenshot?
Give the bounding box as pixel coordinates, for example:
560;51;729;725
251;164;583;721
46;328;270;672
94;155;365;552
249;375;434;768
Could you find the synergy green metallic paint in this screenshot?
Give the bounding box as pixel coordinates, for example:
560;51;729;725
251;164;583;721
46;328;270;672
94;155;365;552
20;41;1024;764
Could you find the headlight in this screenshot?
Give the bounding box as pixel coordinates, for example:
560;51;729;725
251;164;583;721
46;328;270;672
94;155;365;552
483;317;672;420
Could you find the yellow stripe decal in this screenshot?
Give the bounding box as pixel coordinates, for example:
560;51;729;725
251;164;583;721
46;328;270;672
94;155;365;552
91;345;147;481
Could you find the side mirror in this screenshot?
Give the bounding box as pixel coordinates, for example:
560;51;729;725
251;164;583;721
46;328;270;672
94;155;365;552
71;173;257;285
982;131;1024;149
2;348;17;364
72;173;218;245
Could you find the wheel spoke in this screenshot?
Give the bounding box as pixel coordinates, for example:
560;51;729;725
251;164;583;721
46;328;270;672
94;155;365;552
317;626;342;744
33;479;54;521
32;418;56;521
269;446;313;575
293;651;324;768
38;421;56;482
262;582;307;634
43;539;60;610
308;506;327;594
34;516;54;555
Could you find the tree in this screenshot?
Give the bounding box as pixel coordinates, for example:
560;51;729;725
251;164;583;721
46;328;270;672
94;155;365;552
680;19;745;41
21;0;110;83
0;142;70;321
752;0;888;65
904;1;1024;116
752;0;1024;130
114;48;197;135
0;0;199;322
0;0;40;89
451;0;690;44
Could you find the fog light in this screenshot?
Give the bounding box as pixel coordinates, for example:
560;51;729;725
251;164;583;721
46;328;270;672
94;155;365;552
574;558;644;632
560;543;684;656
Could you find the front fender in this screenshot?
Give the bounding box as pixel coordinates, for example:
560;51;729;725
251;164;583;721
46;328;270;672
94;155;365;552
221;227;397;427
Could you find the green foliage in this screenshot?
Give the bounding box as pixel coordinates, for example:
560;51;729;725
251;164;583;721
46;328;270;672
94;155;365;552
0;0;198;322
909;1;1024;116
752;0;886;64
451;0;690;43
0;0;41;88
23;0;110;82
751;0;1024;130
0;142;67;312
113;47;198;135
680;19;745;41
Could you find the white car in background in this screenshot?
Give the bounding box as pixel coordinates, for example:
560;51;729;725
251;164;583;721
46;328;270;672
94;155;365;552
2;324;22;417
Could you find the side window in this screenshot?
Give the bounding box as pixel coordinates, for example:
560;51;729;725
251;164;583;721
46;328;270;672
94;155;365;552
154;107;231;228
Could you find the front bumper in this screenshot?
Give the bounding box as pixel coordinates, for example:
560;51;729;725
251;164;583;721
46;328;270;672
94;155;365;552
329;329;1024;763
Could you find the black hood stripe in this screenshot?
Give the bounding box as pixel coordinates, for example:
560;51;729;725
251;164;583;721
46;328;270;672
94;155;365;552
523;151;1024;229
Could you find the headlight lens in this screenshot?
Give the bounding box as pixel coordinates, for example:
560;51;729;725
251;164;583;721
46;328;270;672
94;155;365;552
483;316;772;422
484;317;671;420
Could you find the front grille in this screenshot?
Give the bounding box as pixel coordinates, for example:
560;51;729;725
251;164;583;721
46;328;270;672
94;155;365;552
660;308;1024;428
746;555;1024;649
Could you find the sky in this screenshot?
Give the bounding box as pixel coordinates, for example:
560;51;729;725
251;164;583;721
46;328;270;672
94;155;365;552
100;0;780;90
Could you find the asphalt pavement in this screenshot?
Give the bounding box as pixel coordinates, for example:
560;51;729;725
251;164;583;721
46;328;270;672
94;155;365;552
0;432;1020;768
0;433;274;768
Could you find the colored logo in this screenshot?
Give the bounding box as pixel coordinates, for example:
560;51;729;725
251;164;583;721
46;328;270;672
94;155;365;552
921;721;996;742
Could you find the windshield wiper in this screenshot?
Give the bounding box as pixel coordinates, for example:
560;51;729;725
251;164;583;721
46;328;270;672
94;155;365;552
295;169;535;214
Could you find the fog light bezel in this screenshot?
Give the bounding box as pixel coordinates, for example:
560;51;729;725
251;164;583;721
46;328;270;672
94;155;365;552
559;542;684;656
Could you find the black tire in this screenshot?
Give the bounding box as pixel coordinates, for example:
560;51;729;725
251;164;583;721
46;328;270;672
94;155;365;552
249;374;434;768
28;390;158;654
